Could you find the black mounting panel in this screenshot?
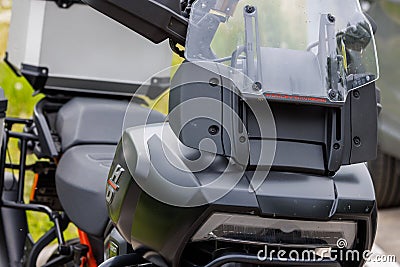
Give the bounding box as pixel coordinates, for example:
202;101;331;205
21;64;49;91
82;0;188;45
46;0;83;9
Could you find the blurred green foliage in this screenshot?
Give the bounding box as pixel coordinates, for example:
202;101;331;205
0;61;43;117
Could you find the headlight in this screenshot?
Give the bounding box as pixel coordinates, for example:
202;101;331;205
192;213;357;249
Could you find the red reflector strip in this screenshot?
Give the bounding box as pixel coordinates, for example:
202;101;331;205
265;93;328;103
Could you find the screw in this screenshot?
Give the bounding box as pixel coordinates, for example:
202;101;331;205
209;78;219;87
353;90;360;99
327;14;336;23
245;5;255;13
252;82;262;91
328;90;337;99
239;136;246;143
353;136;361;147
333;143;340;150
208;125;219;135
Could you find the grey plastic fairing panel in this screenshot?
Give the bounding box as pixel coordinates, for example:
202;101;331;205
110;123;376;266
256;173;336;219
118;124;376;218
249;140;325;173
56;97;166;151
56;145;115;237
256;163;375;220
333;163;375;214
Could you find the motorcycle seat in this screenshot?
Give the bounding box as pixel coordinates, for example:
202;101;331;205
56;97;166;151
55;97;166;237
56;144;116;236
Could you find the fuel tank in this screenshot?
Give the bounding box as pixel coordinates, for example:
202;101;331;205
107;123;377;267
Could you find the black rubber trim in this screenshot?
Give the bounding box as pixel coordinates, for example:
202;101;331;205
33;99;60;158
82;0;188;45
21;64;49;91
0;99;8;118
42;76;168;100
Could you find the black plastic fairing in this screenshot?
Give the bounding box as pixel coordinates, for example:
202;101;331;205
39;76;169;100
109;123;377;267
169;63;378;175
33;98;65;158
21;64;49;92
82;0;188;45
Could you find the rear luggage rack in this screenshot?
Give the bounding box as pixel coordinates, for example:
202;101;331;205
0;118;71;265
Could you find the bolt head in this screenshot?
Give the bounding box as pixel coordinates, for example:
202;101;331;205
252;82;262;91
208;125;219;135
327;13;336;23
333;143;340;150
209;78;219;87
353;136;361;147
245;5;255;13
328;90;337;100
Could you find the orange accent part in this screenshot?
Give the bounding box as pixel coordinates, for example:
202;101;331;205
30;173;39;202
107;179;118;190
78;229;98;267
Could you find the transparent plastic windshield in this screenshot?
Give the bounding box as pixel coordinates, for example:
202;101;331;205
185;0;379;102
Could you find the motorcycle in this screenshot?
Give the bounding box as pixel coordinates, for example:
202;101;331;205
0;0;380;266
